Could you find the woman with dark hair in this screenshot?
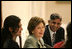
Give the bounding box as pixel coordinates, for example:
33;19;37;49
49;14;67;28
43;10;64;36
1;15;23;48
24;17;51;48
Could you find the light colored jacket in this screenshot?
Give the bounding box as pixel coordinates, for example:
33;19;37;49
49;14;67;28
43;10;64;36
23;34;46;48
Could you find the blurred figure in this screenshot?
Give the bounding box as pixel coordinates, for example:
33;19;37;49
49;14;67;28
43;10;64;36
65;22;71;48
43;13;65;47
24;17;51;48
1;15;23;48
53;22;71;48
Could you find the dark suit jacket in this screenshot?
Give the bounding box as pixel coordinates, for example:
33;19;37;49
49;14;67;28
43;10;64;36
43;25;65;47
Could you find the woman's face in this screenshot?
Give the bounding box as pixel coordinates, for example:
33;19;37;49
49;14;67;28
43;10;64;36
32;22;45;40
15;22;23;36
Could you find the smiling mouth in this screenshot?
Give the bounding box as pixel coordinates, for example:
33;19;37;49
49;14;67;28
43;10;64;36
39;33;43;35
52;27;57;29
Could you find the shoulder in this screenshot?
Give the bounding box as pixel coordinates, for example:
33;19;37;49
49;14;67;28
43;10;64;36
24;35;38;48
3;39;19;48
25;36;34;43
45;25;50;31
59;27;64;30
25;35;37;43
44;25;49;34
57;27;65;32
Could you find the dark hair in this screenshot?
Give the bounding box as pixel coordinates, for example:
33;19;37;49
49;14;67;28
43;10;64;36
1;15;21;48
27;16;45;35
65;22;71;48
50;13;62;21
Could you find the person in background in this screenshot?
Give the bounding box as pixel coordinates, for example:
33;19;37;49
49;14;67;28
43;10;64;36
53;22;71;48
43;13;65;47
65;22;71;48
24;16;51;48
1;15;23;48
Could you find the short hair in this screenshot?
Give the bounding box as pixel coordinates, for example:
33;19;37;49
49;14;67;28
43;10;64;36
27;16;45;35
50;13;62;21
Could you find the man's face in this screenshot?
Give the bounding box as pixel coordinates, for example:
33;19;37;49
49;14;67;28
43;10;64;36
48;19;61;32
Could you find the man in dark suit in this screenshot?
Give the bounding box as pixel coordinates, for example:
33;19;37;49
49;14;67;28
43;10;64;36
43;13;65;47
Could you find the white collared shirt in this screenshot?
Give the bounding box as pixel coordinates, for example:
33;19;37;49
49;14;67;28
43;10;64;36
48;26;56;46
